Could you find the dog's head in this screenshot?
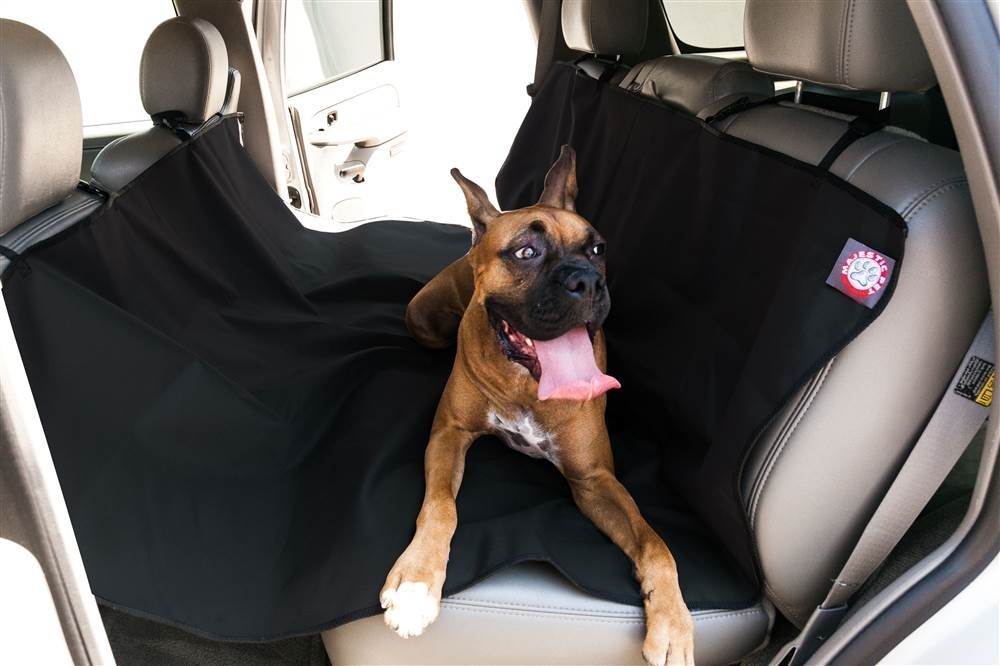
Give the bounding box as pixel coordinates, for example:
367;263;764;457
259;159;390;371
451;146;618;401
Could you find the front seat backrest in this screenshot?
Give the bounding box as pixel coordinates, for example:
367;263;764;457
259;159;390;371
0;20;82;234
0;19;105;273
731;0;988;625
90;17;238;194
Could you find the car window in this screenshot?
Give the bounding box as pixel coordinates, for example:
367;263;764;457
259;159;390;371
0;0;176;128
663;0;745;50
285;0;386;95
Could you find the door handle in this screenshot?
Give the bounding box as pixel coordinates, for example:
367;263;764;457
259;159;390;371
338;161;366;183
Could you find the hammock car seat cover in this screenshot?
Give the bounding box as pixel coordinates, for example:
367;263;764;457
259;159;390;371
2;65;904;637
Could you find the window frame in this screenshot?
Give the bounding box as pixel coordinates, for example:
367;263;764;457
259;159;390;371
661;0;745;54
284;0;394;97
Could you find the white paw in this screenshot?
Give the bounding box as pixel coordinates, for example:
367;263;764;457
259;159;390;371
381;580;440;638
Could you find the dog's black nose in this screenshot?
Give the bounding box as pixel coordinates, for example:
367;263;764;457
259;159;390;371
558;265;604;298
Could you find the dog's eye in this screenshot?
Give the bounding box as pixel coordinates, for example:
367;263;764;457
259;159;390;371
591;242;606;257
513;245;539;260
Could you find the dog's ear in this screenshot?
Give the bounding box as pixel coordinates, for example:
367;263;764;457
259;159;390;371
537;145;577;211
451;168;500;244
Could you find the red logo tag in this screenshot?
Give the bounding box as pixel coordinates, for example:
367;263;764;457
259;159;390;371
826;238;896;309
839;250;890;299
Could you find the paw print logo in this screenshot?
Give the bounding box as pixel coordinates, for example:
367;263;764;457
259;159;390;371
847;258;883;289
840;250;889;299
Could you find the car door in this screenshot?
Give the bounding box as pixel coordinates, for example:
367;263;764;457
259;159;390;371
256;0;406;225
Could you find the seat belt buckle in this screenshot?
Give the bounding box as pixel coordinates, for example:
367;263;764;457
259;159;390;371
773;604;849;666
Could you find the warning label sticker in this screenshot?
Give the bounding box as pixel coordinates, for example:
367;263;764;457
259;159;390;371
954;355;995;407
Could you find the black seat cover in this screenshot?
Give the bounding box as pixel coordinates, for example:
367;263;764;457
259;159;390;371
3;58;904;637
496;63;907;580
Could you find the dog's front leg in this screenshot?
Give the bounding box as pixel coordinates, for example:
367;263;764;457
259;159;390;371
564;439;695;666
381;394;480;638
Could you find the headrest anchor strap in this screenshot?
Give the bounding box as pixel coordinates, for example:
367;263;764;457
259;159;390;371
817;108;890;170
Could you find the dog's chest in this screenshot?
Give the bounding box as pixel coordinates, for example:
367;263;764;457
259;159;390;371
487;410;558;464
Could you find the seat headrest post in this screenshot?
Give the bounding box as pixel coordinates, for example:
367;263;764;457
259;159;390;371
793;81;803;105
744;0;936;93
0;20;83;235
878;92;891;112
222;68;242;116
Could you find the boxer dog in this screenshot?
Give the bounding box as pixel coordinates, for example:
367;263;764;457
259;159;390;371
380;146;695;666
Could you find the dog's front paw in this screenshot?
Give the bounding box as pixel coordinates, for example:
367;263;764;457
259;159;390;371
642;598;695;666
380;579;440;638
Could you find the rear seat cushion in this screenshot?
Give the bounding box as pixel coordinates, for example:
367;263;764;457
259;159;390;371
323;563;773;666
619;55;774;117
0;20;82;234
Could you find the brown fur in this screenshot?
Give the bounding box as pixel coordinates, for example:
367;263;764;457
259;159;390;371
382;148;695;665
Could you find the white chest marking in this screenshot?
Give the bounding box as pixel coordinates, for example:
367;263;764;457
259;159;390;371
487;410;558;464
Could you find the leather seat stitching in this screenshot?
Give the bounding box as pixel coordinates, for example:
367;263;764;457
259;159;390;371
841;137;910;182
444;597;642;615
904;181;968;222
441;605;765;624
748;360;833;621
902;178;968;220
896;175;964;216
444;596;765;621
843;0;858;87
442;606;644;624
0;56;8;225
748;360;834;526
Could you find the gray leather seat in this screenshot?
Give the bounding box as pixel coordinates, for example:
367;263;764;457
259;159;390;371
89;16;240;194
0;19;104;274
619;55;774;118
323;1;988;664
728;0;988;627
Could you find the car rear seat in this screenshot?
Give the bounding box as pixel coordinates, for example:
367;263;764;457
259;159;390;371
722;0;988;628
89;17;240;195
569;0;989;637
324;1;989;664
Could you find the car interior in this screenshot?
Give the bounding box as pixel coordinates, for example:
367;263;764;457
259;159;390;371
0;1;997;665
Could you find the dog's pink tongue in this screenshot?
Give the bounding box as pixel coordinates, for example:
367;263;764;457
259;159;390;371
534;326;621;401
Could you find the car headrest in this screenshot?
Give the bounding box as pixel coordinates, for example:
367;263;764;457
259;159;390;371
745;0;935;92
140;17;229;123
561;0;647;56
620;55;775;118
0;20;83;235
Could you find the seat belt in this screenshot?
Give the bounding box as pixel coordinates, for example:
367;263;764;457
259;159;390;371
778;311;996;666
